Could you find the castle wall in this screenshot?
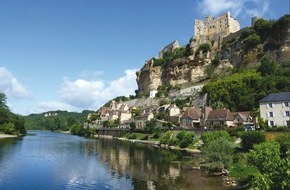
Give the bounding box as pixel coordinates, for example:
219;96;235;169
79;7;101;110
194;12;240;40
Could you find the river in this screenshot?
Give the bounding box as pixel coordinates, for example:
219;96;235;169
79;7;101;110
0;131;225;190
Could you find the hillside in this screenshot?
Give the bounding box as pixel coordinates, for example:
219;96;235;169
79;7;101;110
25;110;93;131
136;14;290;97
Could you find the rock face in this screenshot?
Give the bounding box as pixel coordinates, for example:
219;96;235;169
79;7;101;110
136;15;290;95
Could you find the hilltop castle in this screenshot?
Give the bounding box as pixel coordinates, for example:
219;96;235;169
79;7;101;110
194;12;240;41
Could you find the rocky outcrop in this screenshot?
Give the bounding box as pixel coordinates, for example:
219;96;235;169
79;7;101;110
136;15;290;95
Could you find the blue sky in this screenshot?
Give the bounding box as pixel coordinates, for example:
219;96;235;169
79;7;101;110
0;0;289;115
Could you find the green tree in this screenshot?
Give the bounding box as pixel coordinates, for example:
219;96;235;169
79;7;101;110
240;131;266;152
247;141;290;190
202;139;236;168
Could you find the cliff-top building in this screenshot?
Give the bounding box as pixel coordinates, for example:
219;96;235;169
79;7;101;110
194;12;240;40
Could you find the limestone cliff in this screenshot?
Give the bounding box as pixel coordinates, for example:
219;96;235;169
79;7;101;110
136;15;290;95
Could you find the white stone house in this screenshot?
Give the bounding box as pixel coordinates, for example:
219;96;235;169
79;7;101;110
134;113;154;129
259;92;290;127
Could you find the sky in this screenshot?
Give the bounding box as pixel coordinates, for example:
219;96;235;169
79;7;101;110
0;0;289;115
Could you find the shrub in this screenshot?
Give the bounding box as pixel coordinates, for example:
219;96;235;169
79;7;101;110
244;33;261;49
127;133;137;139
240;131;266;152
202;139;236;168
240;28;256;39
275;133;290;158
176;130;195;148
201;130;231;146
160;131;172;145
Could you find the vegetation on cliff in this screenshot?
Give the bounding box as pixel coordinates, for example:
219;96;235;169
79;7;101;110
0;92;26;135
202;58;290;112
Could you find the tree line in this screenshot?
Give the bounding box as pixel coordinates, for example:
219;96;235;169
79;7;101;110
0;92;26;135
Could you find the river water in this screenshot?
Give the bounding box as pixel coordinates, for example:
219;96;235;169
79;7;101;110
0;131;225;190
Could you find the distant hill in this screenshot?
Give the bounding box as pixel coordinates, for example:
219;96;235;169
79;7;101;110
25;110;94;131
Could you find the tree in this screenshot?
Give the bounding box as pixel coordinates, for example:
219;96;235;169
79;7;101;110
202;139;236;168
240;131;266;152
176;130;195;148
247;141;290;190
0;92;8;110
129;122;136;132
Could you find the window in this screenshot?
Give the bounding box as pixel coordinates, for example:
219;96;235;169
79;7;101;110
287;120;290;127
268;103;273;108
286;111;290;117
269;121;274;126
284;102;289;107
269;112;274;117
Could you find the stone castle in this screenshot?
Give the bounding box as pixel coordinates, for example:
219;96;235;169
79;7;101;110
194;12;240;41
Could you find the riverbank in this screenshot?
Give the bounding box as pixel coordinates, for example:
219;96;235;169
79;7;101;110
0;134;18;138
95;135;202;153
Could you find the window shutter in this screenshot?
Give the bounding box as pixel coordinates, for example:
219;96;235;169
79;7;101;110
282;103;285;108
267;104;269;108
267;112;269;117
273;112;275;117
268;120;271;126
283;112;286;117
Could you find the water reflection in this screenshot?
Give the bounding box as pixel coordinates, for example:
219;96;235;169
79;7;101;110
94;138;225;190
0;131;224;190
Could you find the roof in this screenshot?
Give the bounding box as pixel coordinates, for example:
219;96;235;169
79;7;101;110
233;111;252;122
160;40;180;52
181;108;201;120
207;109;234;121
260;92;290;103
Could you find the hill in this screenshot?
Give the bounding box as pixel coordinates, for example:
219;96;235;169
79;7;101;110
136;14;290;98
25;110;94;131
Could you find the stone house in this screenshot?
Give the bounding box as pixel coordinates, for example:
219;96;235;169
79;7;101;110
206;109;235;128
134;113;154;129
100;107;110;121
119;118;134;129
119;111;132;124
232;112;254;127
259;92;290;127
166;104;181;117
159;40;180;59
180;108;202;129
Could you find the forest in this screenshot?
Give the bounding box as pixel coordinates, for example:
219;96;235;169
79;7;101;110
0;92;26;135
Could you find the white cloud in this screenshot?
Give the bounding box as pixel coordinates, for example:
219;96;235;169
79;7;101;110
198;0;270;18
0;67;32;99
37;101;79;113
59;69;138;110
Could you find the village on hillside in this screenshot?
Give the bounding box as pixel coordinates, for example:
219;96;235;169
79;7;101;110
86;91;290;131
86;12;290;132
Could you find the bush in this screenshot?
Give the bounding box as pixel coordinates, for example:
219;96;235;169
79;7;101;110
240;28;256;39
176;130;195;148
202;139;236;168
127;133;137;139
160;131;172;145
275;133;290;158
240;131;266;152
245;33;261;49
226;126;245;137
201;130;231;146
